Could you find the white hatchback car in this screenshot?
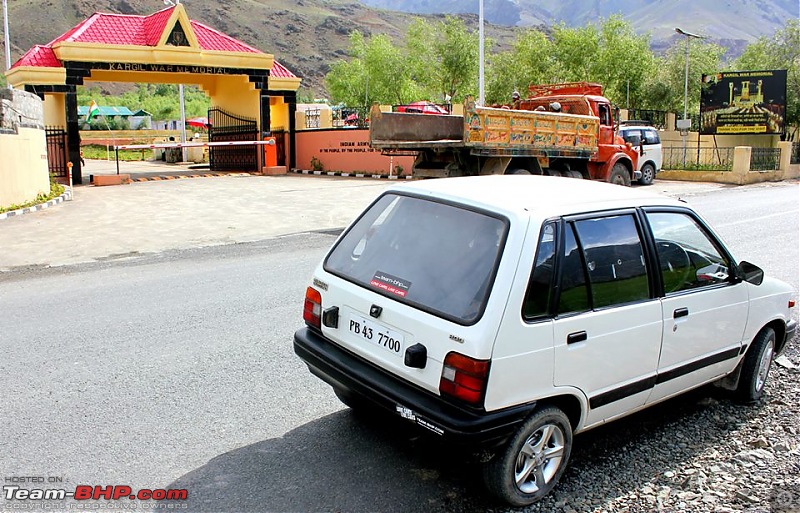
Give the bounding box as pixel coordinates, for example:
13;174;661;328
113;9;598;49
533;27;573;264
294;175;796;506
620;122;663;186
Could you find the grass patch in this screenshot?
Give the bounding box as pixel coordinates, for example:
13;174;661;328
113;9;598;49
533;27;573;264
83;144;151;161
1;179;65;214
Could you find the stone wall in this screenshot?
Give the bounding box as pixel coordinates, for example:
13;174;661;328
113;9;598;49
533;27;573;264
0;88;45;132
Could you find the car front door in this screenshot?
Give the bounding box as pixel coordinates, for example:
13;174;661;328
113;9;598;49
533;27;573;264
552;213;663;429
643;209;749;404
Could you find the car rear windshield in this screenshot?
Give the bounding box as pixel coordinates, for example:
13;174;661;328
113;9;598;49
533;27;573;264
324;193;509;325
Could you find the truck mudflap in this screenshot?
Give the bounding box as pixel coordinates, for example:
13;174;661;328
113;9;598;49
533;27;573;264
294;326;535;447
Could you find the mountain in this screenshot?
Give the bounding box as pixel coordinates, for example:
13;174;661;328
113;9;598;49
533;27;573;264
1;0;794;96
358;0;797;48
0;0;517;95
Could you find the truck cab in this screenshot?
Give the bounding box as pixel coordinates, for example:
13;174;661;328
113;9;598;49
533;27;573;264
518;83;640;184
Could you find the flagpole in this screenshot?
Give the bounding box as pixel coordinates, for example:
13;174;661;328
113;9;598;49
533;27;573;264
3;0;12;89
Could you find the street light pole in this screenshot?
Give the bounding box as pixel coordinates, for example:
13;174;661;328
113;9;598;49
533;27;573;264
478;0;485;106
675;27;703;166
3;0;11;89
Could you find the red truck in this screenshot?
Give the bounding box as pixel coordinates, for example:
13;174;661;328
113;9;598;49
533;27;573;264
370;82;640;185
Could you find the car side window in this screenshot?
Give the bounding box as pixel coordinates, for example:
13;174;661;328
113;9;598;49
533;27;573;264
574;215;650;308
643;129;660;145
523;222;557;319
646;212;731;294
557;223;591;315
621;129;641;144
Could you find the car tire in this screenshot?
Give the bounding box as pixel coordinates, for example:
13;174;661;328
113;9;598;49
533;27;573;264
736;327;776;403
638;163;656;185
608;163;632;186
506;168;531;175
483;406;572;507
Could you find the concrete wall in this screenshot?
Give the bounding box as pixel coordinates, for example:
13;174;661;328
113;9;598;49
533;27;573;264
0;89;50;208
295;128;414;175
658;142;799;185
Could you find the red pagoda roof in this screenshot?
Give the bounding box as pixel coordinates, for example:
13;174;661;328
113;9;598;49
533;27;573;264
11;6;296;78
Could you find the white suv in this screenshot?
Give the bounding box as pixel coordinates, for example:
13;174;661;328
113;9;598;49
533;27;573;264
619;122;663;185
294;175;796;506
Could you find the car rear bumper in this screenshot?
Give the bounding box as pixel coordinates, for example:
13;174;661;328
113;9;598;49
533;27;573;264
781;319;797;353
293;327;533;447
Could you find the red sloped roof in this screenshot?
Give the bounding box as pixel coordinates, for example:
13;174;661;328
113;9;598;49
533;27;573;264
10;6;298;79
11;45;61;68
270;60;296;79
190;21;261;53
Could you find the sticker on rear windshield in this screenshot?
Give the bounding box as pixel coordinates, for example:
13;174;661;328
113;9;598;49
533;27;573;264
370;271;411;298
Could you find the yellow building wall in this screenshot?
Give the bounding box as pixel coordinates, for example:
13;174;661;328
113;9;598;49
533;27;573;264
0;128;51;208
44;94;66;127
270;96;289;131
204;75;260;122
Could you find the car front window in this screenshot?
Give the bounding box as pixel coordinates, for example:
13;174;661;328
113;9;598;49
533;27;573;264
645;212;731;294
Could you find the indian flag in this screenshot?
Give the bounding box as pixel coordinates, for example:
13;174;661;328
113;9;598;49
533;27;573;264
86;100;100;122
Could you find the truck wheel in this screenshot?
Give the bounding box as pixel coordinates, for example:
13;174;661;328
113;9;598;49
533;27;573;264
609;163;631;186
638;163;656;185
736;327;776;403
506;168;531;175
483;406;572;506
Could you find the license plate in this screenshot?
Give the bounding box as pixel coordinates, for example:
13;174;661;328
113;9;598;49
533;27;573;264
348;314;405;357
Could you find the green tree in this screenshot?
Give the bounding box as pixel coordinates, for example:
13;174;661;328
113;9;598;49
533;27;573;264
486;16;655;108
326;31;418;107
734;19;799;139
485;30;558;104
406;17;480;103
640;38;726;115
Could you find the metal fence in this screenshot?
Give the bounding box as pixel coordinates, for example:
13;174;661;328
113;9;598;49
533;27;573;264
662;146;735;171
304;108;321;129
625;110;668;130
333;106;370;128
792;142;800;164
750;147;781;171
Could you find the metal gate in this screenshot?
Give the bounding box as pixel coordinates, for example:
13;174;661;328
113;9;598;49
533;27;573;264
46;126;69;180
272;129;286;166
208;108;259;172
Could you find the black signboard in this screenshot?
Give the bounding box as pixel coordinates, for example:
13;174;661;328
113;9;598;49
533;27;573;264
700;70;787;135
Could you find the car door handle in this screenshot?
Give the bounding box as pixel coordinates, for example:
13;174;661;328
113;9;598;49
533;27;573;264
673;308;689;319
567;331;587;344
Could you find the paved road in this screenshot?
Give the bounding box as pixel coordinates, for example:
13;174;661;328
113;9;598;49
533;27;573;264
0;171;797;512
0;159;777;271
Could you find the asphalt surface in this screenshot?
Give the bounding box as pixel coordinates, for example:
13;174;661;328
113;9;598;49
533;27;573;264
0;158;762;272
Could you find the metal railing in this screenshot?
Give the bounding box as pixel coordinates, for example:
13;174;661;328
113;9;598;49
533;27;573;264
333;106;370;128
792;142;800;164
750;147;781;171
305;108;321;129
662;146;734;171
625;110;668;130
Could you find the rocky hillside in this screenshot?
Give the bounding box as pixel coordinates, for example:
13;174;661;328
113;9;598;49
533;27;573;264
2;0;793;95
0;0;517;95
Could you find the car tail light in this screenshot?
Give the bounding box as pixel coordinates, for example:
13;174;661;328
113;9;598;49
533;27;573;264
303;287;322;329
439;352;489;405
790;300;796;308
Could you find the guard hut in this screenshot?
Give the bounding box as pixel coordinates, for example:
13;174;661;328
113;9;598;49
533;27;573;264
4;3;301;184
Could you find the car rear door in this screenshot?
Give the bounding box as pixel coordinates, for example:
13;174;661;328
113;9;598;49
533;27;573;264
552;212;663;428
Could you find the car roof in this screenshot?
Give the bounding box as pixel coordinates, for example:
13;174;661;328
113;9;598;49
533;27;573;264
390;175;682;219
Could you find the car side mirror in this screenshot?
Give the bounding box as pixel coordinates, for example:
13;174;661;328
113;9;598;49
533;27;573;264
737;261;764;285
